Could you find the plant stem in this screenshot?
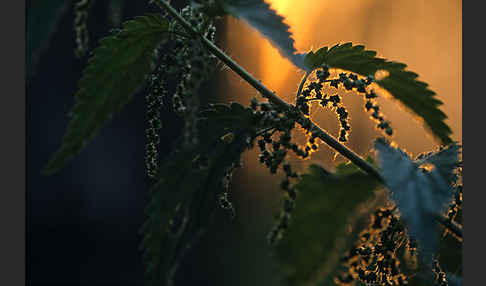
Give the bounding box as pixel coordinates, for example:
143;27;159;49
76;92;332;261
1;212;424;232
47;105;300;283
435;214;463;240
154;0;382;181
296;71;311;103
253;127;276;139
154;0;462;238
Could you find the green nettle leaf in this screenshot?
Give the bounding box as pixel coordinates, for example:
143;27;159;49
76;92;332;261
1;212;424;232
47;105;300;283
210;0;306;69
374;139;460;263
304;43;452;144
200;102;256;133
275;161;380;286
143;103;255;286
43;14;170;174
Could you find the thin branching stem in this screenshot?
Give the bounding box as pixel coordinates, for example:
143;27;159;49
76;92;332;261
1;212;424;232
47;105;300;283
435;214;463;240
154;0;381;180
253;127;277;139
296;71;311;103
166;30;192;39
153;0;462;239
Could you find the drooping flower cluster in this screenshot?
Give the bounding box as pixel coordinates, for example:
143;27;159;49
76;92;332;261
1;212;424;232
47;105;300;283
246;99;328;244
446;184;462;225
445;162;463;233
336;207;410;286
432;259;449;286
73;0;95;58
171;6;217;147
218;164;238;219
144;5;218;179
296;65;393;143
145;65;167;179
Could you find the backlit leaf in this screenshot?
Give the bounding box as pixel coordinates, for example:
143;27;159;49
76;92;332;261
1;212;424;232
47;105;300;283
374;139;460;263
275;161;380;286
304;43;452;144
199;0;306;69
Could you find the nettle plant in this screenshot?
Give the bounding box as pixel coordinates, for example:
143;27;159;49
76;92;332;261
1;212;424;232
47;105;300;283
43;1;462;286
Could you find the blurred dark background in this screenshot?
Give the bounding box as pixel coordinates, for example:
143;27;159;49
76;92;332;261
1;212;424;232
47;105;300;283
27;1;281;285
28;1;162;284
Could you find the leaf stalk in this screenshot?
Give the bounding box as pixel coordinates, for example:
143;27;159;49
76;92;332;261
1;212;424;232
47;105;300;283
295;71;311;103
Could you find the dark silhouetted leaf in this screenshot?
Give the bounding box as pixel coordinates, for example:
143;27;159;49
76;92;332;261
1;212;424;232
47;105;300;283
374;139;460;263
142;103;255;286
202;0;306;69
200;102;256;132
275;161;381;286
43;14;170;174
304;43;452;144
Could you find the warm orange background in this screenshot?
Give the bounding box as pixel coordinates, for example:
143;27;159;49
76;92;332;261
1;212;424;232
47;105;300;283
217;0;461;231
206;2;461;284
220;0;461;160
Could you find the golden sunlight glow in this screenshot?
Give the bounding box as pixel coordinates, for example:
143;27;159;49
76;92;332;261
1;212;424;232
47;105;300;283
219;0;462;250
225;0;461;157
260;0;378;95
258;0;306;89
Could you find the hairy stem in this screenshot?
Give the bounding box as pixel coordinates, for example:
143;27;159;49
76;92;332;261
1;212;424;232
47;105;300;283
154;0;381;180
435;214;463;240
153;0;462;239
296;71;311;103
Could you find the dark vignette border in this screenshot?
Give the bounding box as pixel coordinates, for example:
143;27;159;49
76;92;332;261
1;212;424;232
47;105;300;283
463;1;481;285
0;0;25;285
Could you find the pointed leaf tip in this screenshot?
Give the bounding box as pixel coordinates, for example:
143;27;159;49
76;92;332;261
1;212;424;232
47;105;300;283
43;14;170;174
223;0;306;70
303;43;453;144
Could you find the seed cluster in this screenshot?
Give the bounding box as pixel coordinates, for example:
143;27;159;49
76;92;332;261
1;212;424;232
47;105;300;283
145;66;167;179
336;207;410;286
446;184;462;225
247;99;326;244
170;6;216;147
297;65;352;142
218;164;237;218
249;97;338;244
74;0;95;58
296;65;393;142
432;259;449;286
144;5;217;177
